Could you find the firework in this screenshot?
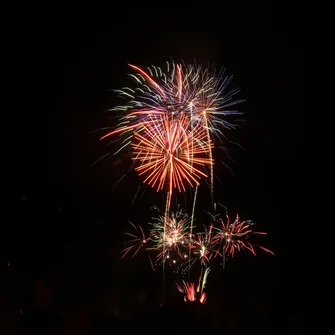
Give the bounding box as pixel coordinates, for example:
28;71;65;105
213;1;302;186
100;61;243;214
100;61;242;145
99;61;275;302
182;209;274;272
132;115;213;213
191;225;216;267
176;267;210;304
122;208;273;268
211;213;274;258
149;210;191;265
122;209;192;269
121;222;149;259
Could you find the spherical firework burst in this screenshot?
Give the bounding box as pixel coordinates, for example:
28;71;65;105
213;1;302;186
131;115;213;200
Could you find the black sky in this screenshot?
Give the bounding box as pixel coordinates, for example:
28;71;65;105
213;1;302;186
7;1;304;327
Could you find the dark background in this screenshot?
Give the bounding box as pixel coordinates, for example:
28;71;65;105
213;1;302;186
3;2;304;334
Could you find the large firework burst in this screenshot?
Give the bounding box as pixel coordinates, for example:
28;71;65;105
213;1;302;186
131;115;213;193
101;61;242;145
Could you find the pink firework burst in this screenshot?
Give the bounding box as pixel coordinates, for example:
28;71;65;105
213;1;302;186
121;222;150;259
213;213;274;258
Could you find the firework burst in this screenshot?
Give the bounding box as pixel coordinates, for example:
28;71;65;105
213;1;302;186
149;210;191;265
121;222;149;259
122;209;192;269
131;115;213;196
101;61;242;145
176;267;210;304
122;207;273;272
190;225;216;267
212;213;274;258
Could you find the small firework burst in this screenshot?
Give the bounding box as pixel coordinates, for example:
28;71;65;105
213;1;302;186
212;213;274;258
149;210;191;266
121;222;149;259
176;267;210;304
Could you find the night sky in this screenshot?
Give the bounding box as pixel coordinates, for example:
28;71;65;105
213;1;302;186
5;2;304;333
